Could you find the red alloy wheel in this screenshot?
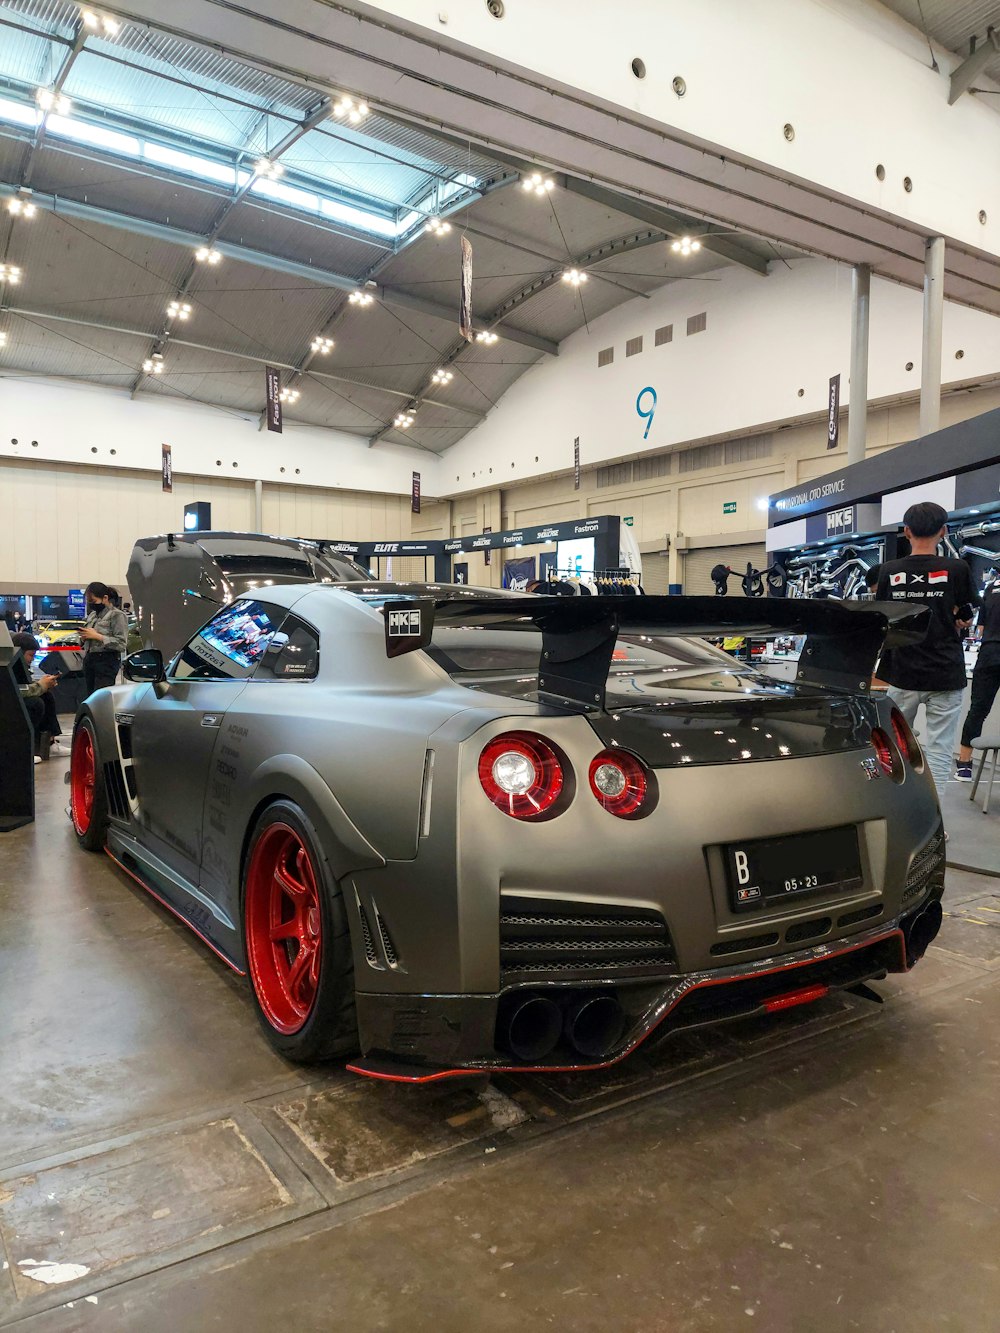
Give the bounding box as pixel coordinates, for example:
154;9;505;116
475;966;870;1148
70;728;96;835
245;823;323;1035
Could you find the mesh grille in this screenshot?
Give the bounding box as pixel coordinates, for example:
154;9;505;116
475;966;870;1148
597;346;614;367
625;335;643;357
356;898;379;967
103;760;129;821
710;932;780;957
655;324;673;346
500;896;674;982
376;912;399;967
687;312;707;335
906;828;946;890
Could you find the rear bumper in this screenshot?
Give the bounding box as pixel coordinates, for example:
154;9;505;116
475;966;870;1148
348;894;941;1082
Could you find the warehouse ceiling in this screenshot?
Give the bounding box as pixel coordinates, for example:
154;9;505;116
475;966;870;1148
0;0;787;453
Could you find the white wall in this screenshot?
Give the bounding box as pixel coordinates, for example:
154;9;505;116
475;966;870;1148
366;0;1000;260
0;377;436;497
444;260;1000;494
0;456;413;589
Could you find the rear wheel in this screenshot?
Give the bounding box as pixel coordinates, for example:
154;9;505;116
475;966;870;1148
70;718;109;851
242;801;357;1062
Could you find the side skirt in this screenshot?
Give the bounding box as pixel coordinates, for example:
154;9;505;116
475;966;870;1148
105;831;245;976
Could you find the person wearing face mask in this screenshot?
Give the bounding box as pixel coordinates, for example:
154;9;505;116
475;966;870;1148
80;580;128;696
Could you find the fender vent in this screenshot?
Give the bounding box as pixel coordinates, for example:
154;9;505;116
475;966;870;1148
373;904;400;968
103;761;129;821
355;895;380;968
500;896;674;983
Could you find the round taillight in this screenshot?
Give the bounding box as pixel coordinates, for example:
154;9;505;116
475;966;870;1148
478;732;564;819
890;708;923;770
588;749;648;818
870;727;897;779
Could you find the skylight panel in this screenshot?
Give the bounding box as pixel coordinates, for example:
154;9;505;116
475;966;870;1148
47;114;140;155
142;141;237;185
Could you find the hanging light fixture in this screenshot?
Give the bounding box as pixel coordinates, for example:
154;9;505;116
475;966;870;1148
311;336;335;354
349;290;374;306
166;300;191;320
521;171;554;196
333;95;370;124
561;268;588;287
424;217;452;238
254;157;284;179
80;8;120;34
279;387;300;404
142;357;164;375
0;263;22;285
36;88;71;115
475;329;499;345
394;411;415;429
671;236;702;256
7;197;37;219
431;368;454;385
0;331;7;347
194;246;222;265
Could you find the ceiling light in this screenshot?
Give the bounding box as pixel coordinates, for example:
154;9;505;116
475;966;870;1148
562;268;588;286
0;332;7;347
425;217;452;237
142;358;163;375
254;157;284;179
311;336;335;353
167;300;191;320
475;329;499;345
671;236;702;256
36;88;71;115
432;367;453;384
194;246;222;265
80;8;120;34
349;289;374;306
333;95;370;124
279;387;300;404
521;171;554;196
394;411;414;429
7;197;36;219
0;264;22;285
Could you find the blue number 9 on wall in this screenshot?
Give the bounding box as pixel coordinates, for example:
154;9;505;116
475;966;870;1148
636;386;657;440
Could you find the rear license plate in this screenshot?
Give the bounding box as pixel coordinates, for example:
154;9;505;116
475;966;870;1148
725;825;863;911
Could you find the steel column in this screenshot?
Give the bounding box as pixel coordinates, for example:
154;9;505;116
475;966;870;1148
920;237;945;438
847;264;870;465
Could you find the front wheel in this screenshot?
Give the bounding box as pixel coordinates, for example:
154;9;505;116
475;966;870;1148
242;800;357;1062
70;718;109;851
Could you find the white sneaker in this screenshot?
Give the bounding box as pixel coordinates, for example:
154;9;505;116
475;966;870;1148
33;755;41;766
48;739;70;757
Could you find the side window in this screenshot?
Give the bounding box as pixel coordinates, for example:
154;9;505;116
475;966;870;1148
253;615;320;681
171;599;283;681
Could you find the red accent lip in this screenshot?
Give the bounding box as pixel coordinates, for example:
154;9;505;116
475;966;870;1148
104;847;245;976
347;928;906;1083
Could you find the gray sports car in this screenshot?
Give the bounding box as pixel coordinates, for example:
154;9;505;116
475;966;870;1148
69;533;945;1081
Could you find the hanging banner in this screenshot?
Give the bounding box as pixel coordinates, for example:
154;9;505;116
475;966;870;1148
161;443;172;493
265;365;283;434
482;524;491;566
502;556;537;591
411;471;421;514
460;235;474;342
574;437;581;490
827;374;841;450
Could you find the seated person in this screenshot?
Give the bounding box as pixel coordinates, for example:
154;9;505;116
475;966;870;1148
12;632;66;763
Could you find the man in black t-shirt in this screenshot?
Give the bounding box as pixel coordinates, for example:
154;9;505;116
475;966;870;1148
955;579;1000;780
875;501;979;794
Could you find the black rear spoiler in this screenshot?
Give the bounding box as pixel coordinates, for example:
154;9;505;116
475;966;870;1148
380;593;930;707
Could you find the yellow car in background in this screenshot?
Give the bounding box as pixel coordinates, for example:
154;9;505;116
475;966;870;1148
35;620;85;651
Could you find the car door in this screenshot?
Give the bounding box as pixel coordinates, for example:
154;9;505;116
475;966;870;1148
129;598;285;884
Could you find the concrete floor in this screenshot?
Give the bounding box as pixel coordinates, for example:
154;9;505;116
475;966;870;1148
1;756;999;1332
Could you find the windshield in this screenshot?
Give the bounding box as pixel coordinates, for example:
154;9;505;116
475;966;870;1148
426;627;786;704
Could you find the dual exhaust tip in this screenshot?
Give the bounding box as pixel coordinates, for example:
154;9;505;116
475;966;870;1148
904;898;943;966
501;993;628;1064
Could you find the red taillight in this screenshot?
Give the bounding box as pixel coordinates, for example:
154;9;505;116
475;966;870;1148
478;732;564;819
588;749;648;818
890;708;923;769
870;727;896;778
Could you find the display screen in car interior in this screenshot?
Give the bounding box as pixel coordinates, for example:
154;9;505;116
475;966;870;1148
173;600;278;680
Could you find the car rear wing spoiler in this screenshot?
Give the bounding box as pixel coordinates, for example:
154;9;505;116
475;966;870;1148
380;594;930;707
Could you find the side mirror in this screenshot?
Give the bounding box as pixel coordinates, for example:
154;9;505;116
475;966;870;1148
123;648;165;682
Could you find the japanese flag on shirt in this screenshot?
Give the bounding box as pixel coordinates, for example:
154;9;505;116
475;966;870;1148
928;570;949;584
890;572;907;586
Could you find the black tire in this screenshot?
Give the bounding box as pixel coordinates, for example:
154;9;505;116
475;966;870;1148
242;799;358;1063
70;716;110;852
